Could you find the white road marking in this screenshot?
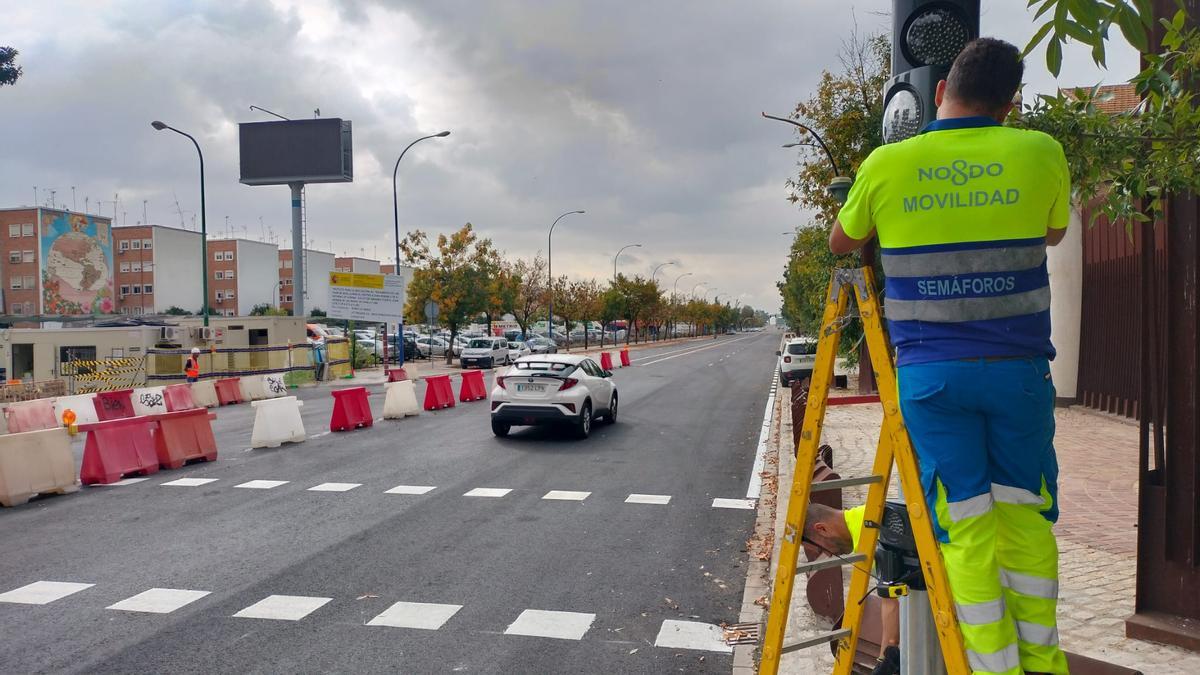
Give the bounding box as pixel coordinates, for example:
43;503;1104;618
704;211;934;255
308;431;331;440
542;490;591;501
97;477;149;487
653;620;733;653
107;588;210;614
235;480;289;490
625;494;671;505
160;478;218;487
367;601;462;630
308;482;361;492
504;609;596;640
0;581;93;605
636;335;754;366
385;485;437;495
233;594;332;621
464;487;512;498
747;378;778;500
712;498;756;510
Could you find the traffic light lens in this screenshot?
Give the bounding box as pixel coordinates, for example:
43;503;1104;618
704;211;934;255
905;6;971;66
883;88;923;144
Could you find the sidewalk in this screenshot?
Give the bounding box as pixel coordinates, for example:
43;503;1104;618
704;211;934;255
762;393;1200;674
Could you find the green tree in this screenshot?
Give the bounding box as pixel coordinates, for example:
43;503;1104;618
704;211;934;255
510;255;547;339
0;47;21;87
400;223;497;364
163;306;191;316
250;303;289;316
610;274;662;344
1022;1;1153;76
309;307;327;318
482;256;519;334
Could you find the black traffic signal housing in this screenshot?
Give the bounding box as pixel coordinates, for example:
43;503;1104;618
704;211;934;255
882;0;980;144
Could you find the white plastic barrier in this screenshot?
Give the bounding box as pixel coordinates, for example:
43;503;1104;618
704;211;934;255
608;352;622;369
54;394;100;427
131;386;168;416
0;428;79;507
250;396;306;448
238;375;272;402
383;380;420;419
264;373;288;398
190;380;219;408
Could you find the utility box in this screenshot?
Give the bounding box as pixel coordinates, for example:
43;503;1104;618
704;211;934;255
238;118;353;185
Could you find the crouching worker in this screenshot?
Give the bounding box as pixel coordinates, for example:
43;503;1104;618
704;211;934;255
804;502;900;675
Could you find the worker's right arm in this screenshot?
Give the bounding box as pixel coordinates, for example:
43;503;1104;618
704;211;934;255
1046;142;1072;247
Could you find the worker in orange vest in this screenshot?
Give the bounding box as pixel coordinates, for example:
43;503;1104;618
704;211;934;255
184;347;201;383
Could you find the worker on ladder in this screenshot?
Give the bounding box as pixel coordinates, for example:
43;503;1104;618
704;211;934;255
829;38;1070;675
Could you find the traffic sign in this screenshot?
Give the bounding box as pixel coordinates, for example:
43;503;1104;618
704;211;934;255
424;299;439;322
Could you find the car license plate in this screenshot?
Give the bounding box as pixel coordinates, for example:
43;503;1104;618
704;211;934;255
515;383;545;393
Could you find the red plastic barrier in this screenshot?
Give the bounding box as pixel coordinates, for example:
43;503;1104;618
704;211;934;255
422;375;456;411
163;384;198;412
78;416;160;485
93;389;135;421
330;387;373;432
5;399;59;433
458;370;488;402
154;408;218;469
599;352;614;371
619;349;631;367
386;368;409;383
214;378;243;406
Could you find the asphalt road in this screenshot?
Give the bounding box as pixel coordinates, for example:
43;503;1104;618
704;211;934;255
0;331;781;674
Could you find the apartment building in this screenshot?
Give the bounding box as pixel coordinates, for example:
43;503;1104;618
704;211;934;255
0;207;114;317
207;238;279;317
334;256;380;274
111;224;205;315
278;248;335;315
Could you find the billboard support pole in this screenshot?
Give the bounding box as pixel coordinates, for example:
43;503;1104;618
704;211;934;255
290;182;305;318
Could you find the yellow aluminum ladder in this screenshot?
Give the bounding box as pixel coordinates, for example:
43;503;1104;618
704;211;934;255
758;266;971;675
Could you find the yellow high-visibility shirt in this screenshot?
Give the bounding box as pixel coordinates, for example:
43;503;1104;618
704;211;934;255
845;504;866;552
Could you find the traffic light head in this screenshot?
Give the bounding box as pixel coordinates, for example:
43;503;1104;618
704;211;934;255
883;0;980;144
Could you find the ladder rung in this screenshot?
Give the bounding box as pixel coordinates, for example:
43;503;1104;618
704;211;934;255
796;553;867;575
780;628;851;654
810;475;881;491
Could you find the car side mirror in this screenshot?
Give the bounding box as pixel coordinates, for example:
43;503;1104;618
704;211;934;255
775;350;782;356
603;370;613;378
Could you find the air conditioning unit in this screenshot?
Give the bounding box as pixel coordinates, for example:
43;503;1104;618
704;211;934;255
198;327;218;341
159;326;182;341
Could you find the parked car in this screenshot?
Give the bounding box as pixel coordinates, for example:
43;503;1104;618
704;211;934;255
489;354;617;439
507;340;531;362
416;336;450;357
778;337;818;387
451;334;471;357
460;336;509;369
525;336;557;354
386;334;421;361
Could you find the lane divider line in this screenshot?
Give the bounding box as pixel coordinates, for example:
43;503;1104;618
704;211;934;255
746;376;778;500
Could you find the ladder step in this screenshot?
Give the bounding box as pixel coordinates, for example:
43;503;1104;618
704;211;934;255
796;553;867;575
810;475;882;491
780;628;851;654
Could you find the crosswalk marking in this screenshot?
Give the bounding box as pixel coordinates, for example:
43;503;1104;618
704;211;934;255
107;588;210;614
712;498;756;510
504;609;596;641
625;494;671;505
542;490;591;501
97;477;149;487
234;480;289;490
384;485;437;495
307;482;361;492
463;487;512;498
0;581;93;605
653;620;733;653
367;601;463;630
160;478;219;487
233;594;332;621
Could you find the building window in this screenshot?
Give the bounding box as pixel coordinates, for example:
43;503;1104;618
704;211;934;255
120;240;130;251
214;251;223;262
142;239;153;249
120;285;130;296
225;251;235;261
131;286;141;295
214;271;224;280
131;262;141;273
215;291;224;300
133;306;144;316
226;270;235;279
143;284;153;294
22;250;33;263
144;262;154;272
284;278;292;285
120;262;130;273
21;224;33;237
131;240;141;250
283;259;292;269
226;290;235;299
120;307;129;315
10;277;21;290
8;251;19;264
9;224;19;237
22;275;34;289
284;295;292;302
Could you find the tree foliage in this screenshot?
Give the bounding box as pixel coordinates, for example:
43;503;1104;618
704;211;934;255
1023;0;1156;76
163;306;191;316
510;255;547;338
0;47;21;87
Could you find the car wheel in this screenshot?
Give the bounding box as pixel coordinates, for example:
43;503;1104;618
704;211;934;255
491;419;511;437
605;392;618;424
574;401;592;439
779;372;787;388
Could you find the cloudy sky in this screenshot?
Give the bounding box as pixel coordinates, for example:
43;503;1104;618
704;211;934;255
2;1;1137;312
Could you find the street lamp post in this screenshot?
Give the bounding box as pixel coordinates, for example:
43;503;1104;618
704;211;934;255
651;261;675;282
151;120;208;327
613;243;643;280
672;272;692;339
547;210;585;341
392;130;450;366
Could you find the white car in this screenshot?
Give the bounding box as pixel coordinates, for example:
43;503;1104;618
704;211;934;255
460;336;509;369
507;340;531;362
490;354;617;439
778;336;818;387
416;336;450;357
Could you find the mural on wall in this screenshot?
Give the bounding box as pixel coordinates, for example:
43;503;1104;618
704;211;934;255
40;211;114;315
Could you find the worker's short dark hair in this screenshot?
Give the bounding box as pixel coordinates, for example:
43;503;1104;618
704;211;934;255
945;37;1023;115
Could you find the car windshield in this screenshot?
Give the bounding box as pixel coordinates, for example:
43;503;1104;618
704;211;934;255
514;361;574;373
468;339;492;348
787;342;817;355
